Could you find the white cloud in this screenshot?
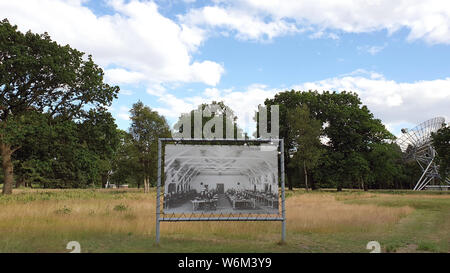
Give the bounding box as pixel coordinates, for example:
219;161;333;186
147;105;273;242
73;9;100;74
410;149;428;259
155;83;279;135
190;60;225;86
293;69;450;132
367;45;385;55
155;69;450;137
0;0;224;87
357;44;387;55
184;0;450;44
146;84;167;97
104;68;146;85
180;5;300;41
117;106;130;120
309;30;340;40
120;89;133;96
203;87;221;98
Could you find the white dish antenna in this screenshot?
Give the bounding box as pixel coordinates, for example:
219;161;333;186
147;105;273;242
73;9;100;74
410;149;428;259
396;117;448;190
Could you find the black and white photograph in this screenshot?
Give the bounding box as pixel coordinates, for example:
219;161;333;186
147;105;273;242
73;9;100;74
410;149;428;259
163;144;279;215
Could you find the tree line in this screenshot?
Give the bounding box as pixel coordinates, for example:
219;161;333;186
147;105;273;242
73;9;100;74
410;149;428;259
1;19;449;194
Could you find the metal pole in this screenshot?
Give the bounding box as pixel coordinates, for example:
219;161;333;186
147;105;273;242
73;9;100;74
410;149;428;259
156;139;162;244
413;156;434;191
280;139;286;243
160;217;284;222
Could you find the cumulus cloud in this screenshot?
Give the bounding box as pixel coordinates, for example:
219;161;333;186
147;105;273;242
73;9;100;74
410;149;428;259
293;70;450;132
104;68;146;85
183;0;450;44
120;89;133;96
357;44;387;55
0;0;225;89
154;70;449;136
180;5;301;41
154;84;279;134
117;106;131;121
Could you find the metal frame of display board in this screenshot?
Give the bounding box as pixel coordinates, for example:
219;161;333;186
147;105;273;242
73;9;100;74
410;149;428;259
155;138;286;244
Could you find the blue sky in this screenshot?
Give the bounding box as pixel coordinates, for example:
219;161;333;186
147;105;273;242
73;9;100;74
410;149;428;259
1;0;450;136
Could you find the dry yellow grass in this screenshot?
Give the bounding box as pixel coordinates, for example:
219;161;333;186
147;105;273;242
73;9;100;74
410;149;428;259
0;190;414;243
286;193;413;233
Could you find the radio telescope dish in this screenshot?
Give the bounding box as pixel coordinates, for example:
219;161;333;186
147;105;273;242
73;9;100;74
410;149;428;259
397;117;448;190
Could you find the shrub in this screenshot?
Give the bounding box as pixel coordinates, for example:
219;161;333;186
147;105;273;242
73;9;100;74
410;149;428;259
114;203;128;212
54;205;72;215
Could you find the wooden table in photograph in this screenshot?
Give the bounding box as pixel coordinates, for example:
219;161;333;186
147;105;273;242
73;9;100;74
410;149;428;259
264;197;279;209
230;198;256;209
244;191;275;207
191;199;218;211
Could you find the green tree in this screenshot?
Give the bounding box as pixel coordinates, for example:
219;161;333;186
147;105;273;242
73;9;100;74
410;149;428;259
287;105;323;190
12;112;103;189
365;143;403;189
321;91;393;191
78;109;120;188
129;101;171;193
0;19;119;194
9;111;52;188
262;90;393;191
111;129;142;188
432;124;450;181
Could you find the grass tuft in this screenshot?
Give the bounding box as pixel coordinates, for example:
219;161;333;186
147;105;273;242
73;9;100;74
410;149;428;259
54;206;72;215
114;203;128;212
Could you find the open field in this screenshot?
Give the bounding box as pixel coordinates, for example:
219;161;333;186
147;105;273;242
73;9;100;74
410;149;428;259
0;188;449;253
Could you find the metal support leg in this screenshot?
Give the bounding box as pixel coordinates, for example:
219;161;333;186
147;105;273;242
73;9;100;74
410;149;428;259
413;158;434;191
156;139;162;244
417;176;433;191
280;139;286;243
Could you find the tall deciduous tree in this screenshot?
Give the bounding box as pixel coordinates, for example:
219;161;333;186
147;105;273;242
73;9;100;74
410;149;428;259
111;129;142;188
12;112;104;189
320;91;393;191
432;124;450;181
0;20;119;194
78;109;120;188
129;101;170;193
287;105;323;190
365;143;403;189
262;90;393;191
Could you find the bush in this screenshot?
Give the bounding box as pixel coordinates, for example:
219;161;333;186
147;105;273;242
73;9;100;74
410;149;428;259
54;205;72;215
114;203;128;212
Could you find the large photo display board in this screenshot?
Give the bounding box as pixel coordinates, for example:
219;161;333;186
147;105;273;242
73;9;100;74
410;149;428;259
163;144;279;215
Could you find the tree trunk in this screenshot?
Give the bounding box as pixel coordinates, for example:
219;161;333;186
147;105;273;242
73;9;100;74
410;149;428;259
285;154;293;190
15;178;25;188
101;173;108;188
303;161;309;191
1;143;14;195
361;177;368;191
143;177;147;193
144;176;149;193
287;168;293;191
310;174;317;190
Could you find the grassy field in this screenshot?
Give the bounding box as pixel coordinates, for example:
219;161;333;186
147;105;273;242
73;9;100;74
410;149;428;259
0;188;449;253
